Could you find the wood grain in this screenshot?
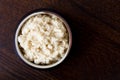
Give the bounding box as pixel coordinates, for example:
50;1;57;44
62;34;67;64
0;0;120;80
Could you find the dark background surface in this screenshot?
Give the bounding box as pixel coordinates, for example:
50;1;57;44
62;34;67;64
0;0;120;80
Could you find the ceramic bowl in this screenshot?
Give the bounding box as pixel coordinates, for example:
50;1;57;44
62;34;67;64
15;11;72;69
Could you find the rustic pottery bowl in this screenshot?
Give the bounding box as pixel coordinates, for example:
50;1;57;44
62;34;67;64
15;11;72;69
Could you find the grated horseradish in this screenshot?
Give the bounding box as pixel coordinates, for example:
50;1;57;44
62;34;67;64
18;14;69;64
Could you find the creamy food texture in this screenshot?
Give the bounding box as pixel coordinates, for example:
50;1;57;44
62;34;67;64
18;14;69;64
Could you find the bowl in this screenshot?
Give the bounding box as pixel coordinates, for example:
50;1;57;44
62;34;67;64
15;11;72;69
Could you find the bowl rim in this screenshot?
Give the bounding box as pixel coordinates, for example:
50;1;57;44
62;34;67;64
15;11;72;69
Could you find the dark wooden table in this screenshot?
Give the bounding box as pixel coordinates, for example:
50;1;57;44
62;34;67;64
0;0;120;80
